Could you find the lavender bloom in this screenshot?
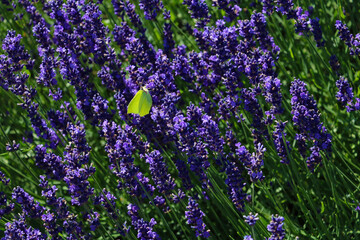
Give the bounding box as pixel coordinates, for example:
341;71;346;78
335;20;352;47
183;0;211;28
244;236;254;240
290;79;332;170
212;0;241;21
139;0;163;20
273;121;291;164
49;88;63;101
127;204;160;240
84;211;100;231
12;187;45;218
94;189;119;219
225;161;246;212
175;159;193;190
145;150;176;195
3;215;46;240
309;18;325;47
163;22;175;57
35;145;66;180
267;214;286;240
2;30;32;65
275;0;294;17
64;0;83;25
262;0;274;15
39;176;86;238
111;0;126;18
27;103;60;149
101;120;154;198
236;142;265;182
251;12;278;52
241;87;268;144
244;212;259;226
0;192;14;218
336;76;354;107
294;7;310;35
351;33;360;55
185;197;210;238
263;76;283;114
0;30;34;96
5;140;20;152
329;55;341;73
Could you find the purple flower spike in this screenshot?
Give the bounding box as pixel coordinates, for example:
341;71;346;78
244;212;259;226
267;214;286;240
185;197;210;238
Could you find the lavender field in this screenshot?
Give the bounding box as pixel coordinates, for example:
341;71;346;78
0;0;359;239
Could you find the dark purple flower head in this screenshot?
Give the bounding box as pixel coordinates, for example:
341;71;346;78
139;0;163;20
127;203;160;240
144;150;176;195
335;20;352;47
290;79;332;170
263;76;283;114
275;0;294;17
309;18;325;47
244;212;259;226
329;55;341;73
5;140;20;152
351;33;360;55
3;215;46;240
273;121;291;164
336;76;354;107
225;161;246;212
12;187;45;218
2;30;31;64
185;197;210;238
294;7;310;35
267;214;285;240
183;0;211;28
0;192;15;218
94;189;118;219
84;211;100;231
262;0;274;15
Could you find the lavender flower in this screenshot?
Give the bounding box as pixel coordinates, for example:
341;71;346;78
0;192;14;218
84;211;100;231
3;215;46;240
139;0;163;20
236;142;265;182
273;121;291;164
244;236;254;240
127;204;160;240
12;187;45;218
335;20;352;47
145;150;176;195
336;76;354;107
267;214;286;240
94;189;119;219
263;76;283;114
262;0;274;15
290;79;332;171
225;161;246;212
183;0;211;28
185;197;210;238
5;140;19;152
329;55;341;73
309;18;325;47
244;212;259;226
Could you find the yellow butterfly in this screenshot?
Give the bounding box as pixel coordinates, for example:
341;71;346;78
127;87;153;117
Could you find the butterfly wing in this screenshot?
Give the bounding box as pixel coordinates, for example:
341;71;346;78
127;90;144;115
139;89;152;117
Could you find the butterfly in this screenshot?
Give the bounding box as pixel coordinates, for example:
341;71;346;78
127;87;153;117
